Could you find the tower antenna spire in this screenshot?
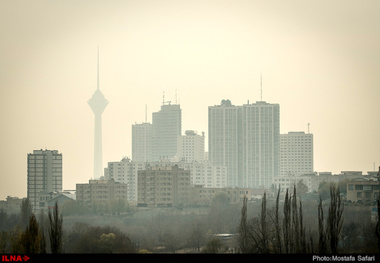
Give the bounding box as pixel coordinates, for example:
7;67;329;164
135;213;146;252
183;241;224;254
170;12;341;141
97;46;99;91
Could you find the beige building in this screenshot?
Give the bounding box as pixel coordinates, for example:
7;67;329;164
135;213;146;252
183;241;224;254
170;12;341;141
177;130;205;162
137;165;191;207
27;149;62;212
280;131;313;177
346;179;380;203
76;179;128;209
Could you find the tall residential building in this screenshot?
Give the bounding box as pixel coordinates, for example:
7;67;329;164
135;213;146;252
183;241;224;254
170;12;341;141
88;50;108;179
208;99;242;187
177;130;205;162
280;131;314;177
152;103;182;161
208;100;280;188
27;149;62;211
241;101;280;188
132;122;153;162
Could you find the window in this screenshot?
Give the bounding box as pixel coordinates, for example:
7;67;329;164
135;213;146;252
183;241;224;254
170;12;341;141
355;185;363;191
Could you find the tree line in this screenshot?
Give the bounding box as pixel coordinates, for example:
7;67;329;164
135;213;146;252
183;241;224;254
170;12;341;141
1;182;379;253
238;183;379;254
0;199;63;254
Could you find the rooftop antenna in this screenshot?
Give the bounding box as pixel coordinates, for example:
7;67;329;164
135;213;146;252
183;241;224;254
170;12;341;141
162;91;165;105
97;46;99;91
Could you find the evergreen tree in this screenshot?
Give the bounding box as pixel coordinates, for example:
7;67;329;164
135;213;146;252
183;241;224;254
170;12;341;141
48;202;63;254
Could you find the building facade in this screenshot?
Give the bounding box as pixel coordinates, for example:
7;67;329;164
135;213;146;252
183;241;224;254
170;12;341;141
177;130;205;162
346;179;380;203
208;100;242;187
27;149;62;211
280;131;314;177
152;104;182;161
104;157;145;202
76;179;128;209
105;158;227;201
137;166;191;207
208;100;279;188
132;122;153;162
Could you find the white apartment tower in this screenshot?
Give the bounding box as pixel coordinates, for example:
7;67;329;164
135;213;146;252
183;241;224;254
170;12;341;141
152;103;182;161
280;131;314;177
132;122;153;162
177;130;205;162
104;157;145;202
27;149;62;211
208;100;242;187
208;100;280;188
242;101;280;188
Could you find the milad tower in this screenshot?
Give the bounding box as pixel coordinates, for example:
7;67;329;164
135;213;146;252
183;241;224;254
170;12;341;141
88;49;108;179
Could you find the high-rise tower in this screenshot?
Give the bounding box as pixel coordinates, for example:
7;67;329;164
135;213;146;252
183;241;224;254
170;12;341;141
208;100;279;188
27;149;62;211
88;49;108;179
152;103;182;161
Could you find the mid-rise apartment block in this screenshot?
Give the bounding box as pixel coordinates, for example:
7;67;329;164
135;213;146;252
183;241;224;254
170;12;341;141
27;149;62;211
137;165;191;207
76;179;128;209
105;158;228;202
104;157;145;202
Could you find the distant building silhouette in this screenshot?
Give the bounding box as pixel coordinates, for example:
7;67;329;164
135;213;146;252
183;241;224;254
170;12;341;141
208;100;280;188
152;103;182;161
27;149;62;211
177;130;205;162
132;122;153;162
88;50;108;179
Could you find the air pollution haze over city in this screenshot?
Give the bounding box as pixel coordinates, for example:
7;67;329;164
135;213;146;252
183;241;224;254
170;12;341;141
0;0;379;200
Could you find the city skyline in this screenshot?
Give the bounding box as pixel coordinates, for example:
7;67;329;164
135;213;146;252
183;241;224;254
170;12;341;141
1;1;380;200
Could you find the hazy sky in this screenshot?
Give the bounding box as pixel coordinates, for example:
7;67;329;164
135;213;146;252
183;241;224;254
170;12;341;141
1;0;379;200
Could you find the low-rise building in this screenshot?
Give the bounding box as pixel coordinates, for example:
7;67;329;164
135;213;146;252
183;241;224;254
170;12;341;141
0;196;26;215
346;179;380;203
